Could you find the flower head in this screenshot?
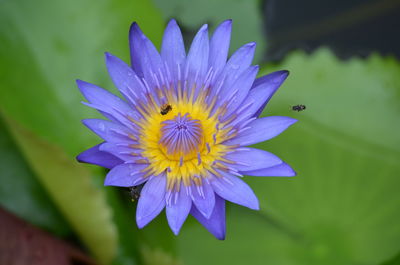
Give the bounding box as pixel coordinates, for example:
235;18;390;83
77;19;297;239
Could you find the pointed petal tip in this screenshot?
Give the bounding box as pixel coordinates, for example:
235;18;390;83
199;24;208;32
171;226;181;235
136;214;152;229
224;19;232;24
252;201;260;210
167;18;178;26
75;152;84;163
280;70;290;79
130;21;138;30
219;19;232;28
136;217;146;229
76;79;88;91
81;118;90;127
129;22;145;38
104;51;113;59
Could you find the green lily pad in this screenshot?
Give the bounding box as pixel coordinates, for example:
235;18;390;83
0;116;71;236
3;116;117;264
176;49;400;265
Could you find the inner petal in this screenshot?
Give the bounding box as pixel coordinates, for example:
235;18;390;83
159;113;204;161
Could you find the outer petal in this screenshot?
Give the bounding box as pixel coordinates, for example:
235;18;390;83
129;22;164;90
211;43;256;106
99;142;143;163
225;116;297;146
191;195;226;240
166;183;192;235
82;119;131;143
190;180;215;219
77;80;137;125
251;70;289;117
161;19;186;85
76;143;122;169
223;65;259;118
225;42;256;79
242;162;296;177
129;22;145;77
185;24;209;86
209;20;232;76
211;172;259;210
136;175;166;228
105;52;147;106
104;163;148;187
224;147;282;172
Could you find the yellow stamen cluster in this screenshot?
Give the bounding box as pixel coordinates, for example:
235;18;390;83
131;86;236;191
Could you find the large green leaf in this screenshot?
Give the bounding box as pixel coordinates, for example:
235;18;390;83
0;116;71;237
176;49;400;265
153;0;266;62
3;115;118;264
0;0;164;157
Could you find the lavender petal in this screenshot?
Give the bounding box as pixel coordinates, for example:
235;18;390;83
242;162;297;177
104;163;148;187
136;175;166;228
161;19;186;85
166;183;192;235
225;116;297;146
209;20;232;77
191;195;226;240
224;147;282;172
76;143;122;169
211;172;259;210
191;180;215;219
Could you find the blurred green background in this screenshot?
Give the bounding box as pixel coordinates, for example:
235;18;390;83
0;0;399;264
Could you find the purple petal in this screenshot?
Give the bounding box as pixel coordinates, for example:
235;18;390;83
191;195;226;240
242;162;296;177
190;180;215;219
225;116;297;146
161;19;186;85
186;24;209;85
209;20;232;76
105;52;147;107
76;143;122;169
211;172;259;210
136;175;166;228
224;147;282;171
77;79;137;125
82;119;131;143
252;70;289;117
99;142;143;163
223;65;259;118
211;43;256;104
166;183;192;235
129;22;164;89
104;163;148;187
223;42;256;81
129;22;145;77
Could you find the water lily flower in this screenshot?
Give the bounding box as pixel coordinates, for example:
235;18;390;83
77;19;296;240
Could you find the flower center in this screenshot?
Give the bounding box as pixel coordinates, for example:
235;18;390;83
159;113;204;162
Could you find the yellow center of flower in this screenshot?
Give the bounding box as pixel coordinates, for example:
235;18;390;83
132;86;235;190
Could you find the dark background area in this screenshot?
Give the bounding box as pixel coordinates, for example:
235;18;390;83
263;0;400;61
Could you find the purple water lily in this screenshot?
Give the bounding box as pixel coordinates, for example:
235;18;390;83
77;19;296;240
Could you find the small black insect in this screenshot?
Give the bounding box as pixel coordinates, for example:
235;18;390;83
291;104;306;112
160;104;172;115
129;185;144;202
